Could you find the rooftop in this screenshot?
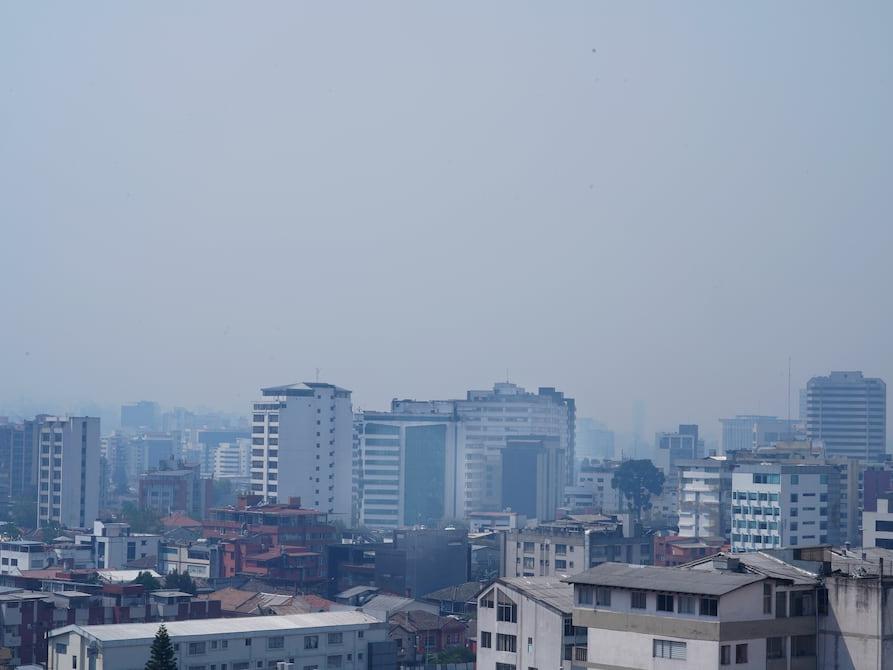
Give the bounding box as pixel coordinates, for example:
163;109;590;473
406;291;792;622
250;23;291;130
52;611;381;644
423;582;482;604
497;577;574;614
566;562;765;596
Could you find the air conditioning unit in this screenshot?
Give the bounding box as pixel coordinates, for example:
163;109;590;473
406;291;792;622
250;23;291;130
277;663;295;670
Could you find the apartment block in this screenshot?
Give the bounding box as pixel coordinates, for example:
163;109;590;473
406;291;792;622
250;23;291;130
676;456;735;539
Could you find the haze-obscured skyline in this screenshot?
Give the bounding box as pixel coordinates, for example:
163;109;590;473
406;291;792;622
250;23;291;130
2;2;891;441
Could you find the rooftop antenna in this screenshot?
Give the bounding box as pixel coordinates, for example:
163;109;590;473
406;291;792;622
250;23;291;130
315;368;320;383
787;356;791;424
506;368;509;383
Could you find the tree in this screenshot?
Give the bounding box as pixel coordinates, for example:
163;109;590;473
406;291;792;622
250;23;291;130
611;459;665;523
120;501;163;534
145;624;177;670
0;523;21;540
41;520;65;543
164;569;197;595
132;570;162;591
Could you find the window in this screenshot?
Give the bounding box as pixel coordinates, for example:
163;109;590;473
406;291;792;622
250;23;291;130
555;543;567;555
763;583;772;614
790;591;815;616
497;593;518;622
244;639;251;646
791;635;815;657
657;594;674;612
481;589;494;608
766;637;785;659
776;591;787;618
577;586;593;605
523;542;535;552
222;641;228;649
305;636;319;649
480;631;492;648
653;639;686;660
496;634;517;652
189;642;207;655
55;643;68;654
790;475;799;484
495;664;517;670
677;595;695;614
267;637;284;650
720;645;731;665
596;587;611;606
735;644;748;663
790;493;798;502
327;632;342;644
631;591;646;609
699;597;718;616
326;656;342;669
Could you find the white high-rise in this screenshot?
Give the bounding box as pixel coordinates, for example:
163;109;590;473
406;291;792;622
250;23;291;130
34;416;100;529
250;382;353;521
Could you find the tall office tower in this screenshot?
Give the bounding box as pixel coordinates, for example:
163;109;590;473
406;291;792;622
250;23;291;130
500;436;564;522
806;371;886;463
0;421;37;516
33;416;100;529
358;410;462;529
576;418;616;461
250;383;353;521
120;401;160;432
719;415;798;454
391;382;575;518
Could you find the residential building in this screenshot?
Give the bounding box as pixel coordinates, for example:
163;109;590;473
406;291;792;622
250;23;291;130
499;516;652;578
391;382;576;517
34;415;100;529
677;456;735;539
213;438;251;479
374;528;469;599
357;409;462;529
74;521;161;570
467;511;527;533
730;464;840;552
719;415;799;454
568;559;820;670
0;540;49;574
250;382;354;521
476;577;586;670
0;421;35;517
652;534;727;567
806;370;886;463
388;610;468;664
48;611;395;670
568;462;620;513
138;462;212;519
654;424;703;474
862;492;893;549
158;539;220;579
422;581;481;617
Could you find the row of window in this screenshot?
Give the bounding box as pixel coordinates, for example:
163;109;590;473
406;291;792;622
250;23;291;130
184;632;353;656
578;587;718;616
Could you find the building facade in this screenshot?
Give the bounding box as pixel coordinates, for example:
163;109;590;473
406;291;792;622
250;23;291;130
677;457;735;540
250;382;353;522
806;371;886;463
719;415;798;454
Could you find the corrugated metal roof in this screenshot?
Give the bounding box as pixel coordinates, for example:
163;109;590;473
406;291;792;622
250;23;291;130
498;577;574;614
52;611;382;644
566;562;765;596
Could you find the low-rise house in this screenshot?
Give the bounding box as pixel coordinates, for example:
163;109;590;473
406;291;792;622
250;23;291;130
0;541;49;575
48;611;396;670
423;581;481;617
388;609;469;663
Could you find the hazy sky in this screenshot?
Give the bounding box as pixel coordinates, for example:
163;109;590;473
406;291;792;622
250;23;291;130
2;3;891;441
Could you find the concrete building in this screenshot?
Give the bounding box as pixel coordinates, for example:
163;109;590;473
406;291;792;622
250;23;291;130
213;438;251;479
476;577;586;670
34;416;100;529
861;492;893;549
677;457;735;540
654;424;703;474
568;559;820;670
158;540;220;579
48;611;395;670
357;410;462;529
250;382;354;521
0;421;36;517
74;521;161;570
0;540;49;574
138;463;212;519
731;464;840;553
500;516;651;578
467;511;527;533
720;415;799;454
374;528;469;599
391;382;575;518
806;370;886;463
120;401;160;433
500;436;564;522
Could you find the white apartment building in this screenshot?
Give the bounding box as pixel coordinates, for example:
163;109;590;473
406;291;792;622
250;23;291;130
476;577;586;670
213;439;251;479
250;383;353;521
569;560;819;670
48;611;394;670
74;521;161;570
731;464;839;553
677;457;734;539
564;464;621;514
0;540;49;575
862;493;893;549
719;415;798;454
391;382;575;518
34;416;100;529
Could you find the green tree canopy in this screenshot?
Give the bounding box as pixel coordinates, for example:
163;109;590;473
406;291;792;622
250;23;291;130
132;570;162;591
120;501;163;533
164;569;197;595
611;459;665;523
145;624;177;670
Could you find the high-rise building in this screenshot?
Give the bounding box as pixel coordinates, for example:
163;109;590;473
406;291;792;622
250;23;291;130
358;410;462;529
33;416;100;529
676;457;735;539
0;421;36;516
654;424;703;473
719;415;798;454
500;436;564;522
576;418;615;461
806;371;886;463
120;401;160;432
391;382;575;517
730;463;840;552
250;382;353;520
